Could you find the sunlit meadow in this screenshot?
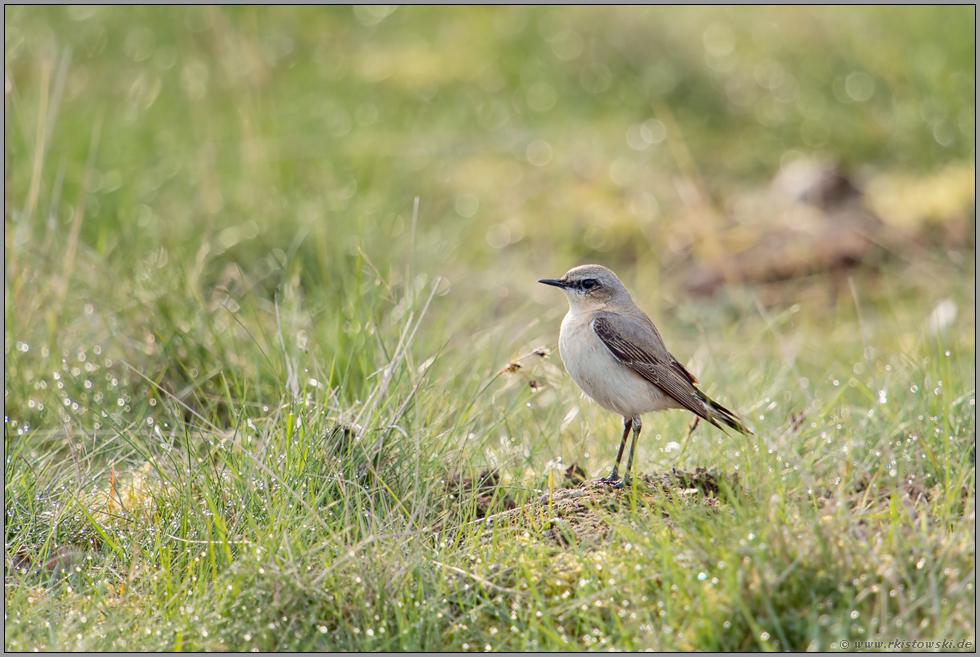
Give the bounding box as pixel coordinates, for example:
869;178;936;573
4;6;975;651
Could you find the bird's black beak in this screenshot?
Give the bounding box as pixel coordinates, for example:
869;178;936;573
538;278;568;288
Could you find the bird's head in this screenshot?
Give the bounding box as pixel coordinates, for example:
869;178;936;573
538;264;632;311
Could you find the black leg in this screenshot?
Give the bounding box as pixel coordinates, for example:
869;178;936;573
622;416;642;485
601;417;632;484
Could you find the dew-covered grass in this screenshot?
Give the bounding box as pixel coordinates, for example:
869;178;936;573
5;6;976;652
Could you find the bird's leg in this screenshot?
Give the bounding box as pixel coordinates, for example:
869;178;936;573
601;417;632;484
621;415;643;486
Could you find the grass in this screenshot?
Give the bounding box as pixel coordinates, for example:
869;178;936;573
5;6;976;652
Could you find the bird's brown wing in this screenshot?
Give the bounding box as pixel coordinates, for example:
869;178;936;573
594;313;751;434
589;312;758;434
592;315;715;421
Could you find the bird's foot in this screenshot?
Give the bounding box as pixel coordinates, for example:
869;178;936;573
599;471;620;485
599;473;632;489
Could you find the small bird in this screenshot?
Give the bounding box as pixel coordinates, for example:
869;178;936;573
539;265;750;486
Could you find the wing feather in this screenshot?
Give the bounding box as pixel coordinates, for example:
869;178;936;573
592;313;748;433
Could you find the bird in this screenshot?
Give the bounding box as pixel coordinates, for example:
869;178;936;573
539;264;750;487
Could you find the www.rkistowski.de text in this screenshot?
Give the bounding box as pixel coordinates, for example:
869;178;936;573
838;639;973;650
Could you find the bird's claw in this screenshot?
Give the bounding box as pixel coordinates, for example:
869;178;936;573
599;473;632;489
599;472;620;485
600;472;634;489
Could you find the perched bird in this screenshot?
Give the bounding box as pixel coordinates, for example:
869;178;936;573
539;265;750;486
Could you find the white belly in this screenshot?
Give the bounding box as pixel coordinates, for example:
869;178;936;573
558;311;679;418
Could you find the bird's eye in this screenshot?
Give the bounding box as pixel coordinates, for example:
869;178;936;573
581;278;599;290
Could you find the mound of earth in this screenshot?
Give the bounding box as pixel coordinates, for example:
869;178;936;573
475;467;740;547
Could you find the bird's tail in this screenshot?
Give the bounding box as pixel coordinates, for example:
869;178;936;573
698;392;753;435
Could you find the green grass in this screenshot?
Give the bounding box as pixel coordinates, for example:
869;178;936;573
5;6;976;652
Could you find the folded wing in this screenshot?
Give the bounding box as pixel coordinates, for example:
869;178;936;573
592;313;750;434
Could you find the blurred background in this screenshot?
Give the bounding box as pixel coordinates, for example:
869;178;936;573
4;5;976;454
5;10;975;651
